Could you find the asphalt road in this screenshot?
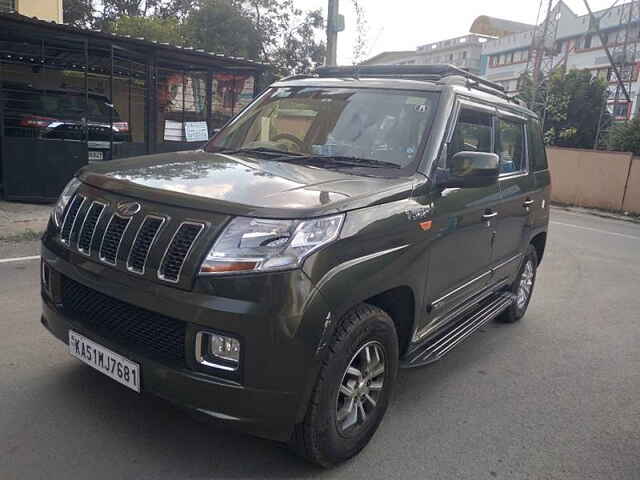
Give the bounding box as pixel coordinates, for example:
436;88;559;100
1;208;639;480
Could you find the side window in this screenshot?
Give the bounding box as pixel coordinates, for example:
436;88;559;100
448;107;493;162
495;118;525;174
528;118;549;171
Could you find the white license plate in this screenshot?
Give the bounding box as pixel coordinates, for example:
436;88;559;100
88;151;104;161
68;330;140;392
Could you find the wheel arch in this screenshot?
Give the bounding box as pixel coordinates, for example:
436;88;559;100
364;286;415;357
530;231;547;264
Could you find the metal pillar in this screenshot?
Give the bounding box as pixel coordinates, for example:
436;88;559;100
326;0;339;66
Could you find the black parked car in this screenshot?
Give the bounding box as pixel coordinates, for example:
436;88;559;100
3;83;130;161
41;65;550;467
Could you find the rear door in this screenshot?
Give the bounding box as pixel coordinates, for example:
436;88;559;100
491;111;535;282
424;101;499;325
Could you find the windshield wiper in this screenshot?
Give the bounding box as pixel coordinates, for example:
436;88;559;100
274;155;402;169
221;147;305;157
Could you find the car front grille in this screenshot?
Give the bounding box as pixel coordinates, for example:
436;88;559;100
127;216;165;274
159;223;204;282
59;193;212;285
77;202;105;255
99;215;131;265
61;275;187;365
60;195;85;244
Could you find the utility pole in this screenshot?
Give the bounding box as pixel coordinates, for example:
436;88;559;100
523;0;562;116
326;0;344;66
583;0;638;148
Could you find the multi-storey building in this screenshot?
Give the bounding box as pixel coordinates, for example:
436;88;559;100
362;16;533;74
0;0;63;23
481;1;640;120
362;34;497;74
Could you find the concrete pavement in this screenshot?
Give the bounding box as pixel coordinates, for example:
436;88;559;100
1;208;639;479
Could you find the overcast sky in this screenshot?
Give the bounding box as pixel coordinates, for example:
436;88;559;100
301;0;619;64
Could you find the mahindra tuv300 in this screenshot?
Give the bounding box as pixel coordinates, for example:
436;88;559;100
41;65;550;467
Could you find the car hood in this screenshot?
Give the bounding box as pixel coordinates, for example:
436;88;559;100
79;150;419;218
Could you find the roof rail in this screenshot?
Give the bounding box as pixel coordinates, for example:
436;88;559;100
315;64;506;93
278;73;314;82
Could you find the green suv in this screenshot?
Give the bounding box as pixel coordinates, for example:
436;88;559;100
41;65;550;467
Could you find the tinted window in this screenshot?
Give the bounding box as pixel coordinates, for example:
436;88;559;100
528;118;548;171
496;118;525;173
448;108;493;162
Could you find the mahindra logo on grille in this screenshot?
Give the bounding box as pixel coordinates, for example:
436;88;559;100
115;201;141;217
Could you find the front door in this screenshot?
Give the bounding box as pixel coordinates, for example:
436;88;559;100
422;104;499;334
491;113;534;282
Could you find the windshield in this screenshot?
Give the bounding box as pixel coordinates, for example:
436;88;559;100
206;87;439;168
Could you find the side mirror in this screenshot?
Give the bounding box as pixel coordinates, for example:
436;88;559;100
438;151;499;188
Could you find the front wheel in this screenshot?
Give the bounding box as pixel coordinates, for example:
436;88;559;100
499;244;539;323
289;304;398;467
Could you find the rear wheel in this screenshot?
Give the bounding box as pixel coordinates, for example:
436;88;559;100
289;304;398;467
499;244;538;323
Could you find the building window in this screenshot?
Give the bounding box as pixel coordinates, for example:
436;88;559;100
462;51;467;60
0;0;16;12
583;35;593;49
612;102;630;118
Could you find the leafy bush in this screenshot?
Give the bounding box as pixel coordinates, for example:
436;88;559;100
608;118;640;154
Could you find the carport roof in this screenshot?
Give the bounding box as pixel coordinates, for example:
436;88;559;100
0;11;268;71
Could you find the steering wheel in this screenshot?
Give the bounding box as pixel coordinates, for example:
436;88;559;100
271;133;305;151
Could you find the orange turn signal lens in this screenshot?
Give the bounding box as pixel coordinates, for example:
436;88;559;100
200;261;258;274
419;221;432;231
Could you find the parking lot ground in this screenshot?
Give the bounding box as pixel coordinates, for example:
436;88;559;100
1;207;639;480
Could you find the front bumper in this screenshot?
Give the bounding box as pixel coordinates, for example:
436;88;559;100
41;240;332;442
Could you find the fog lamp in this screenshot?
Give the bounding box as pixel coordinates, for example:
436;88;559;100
195;331;241;371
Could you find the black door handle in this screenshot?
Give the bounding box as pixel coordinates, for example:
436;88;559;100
523;199;534;207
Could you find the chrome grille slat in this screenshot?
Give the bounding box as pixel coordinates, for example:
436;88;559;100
158;222;204;283
58;192;214;284
99;215;131;266
60;195;85;245
127;216;165;275
77;201;106;255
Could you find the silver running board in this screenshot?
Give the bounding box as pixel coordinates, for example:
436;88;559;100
402;292;515;368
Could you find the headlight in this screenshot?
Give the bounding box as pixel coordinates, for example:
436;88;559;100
52;177;82;227
199;214;344;275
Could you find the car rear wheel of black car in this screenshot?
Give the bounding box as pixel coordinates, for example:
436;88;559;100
499;244;539;323
289;304;399;467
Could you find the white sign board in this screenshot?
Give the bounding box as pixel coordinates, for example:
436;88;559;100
164;120;183;141
185;121;209;142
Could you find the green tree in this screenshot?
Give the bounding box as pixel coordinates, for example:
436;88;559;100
246;0;325;75
544;69;608;149
65;0;325;75
519;69;608;149
111;15;185;44
608;118;640;154
183;0;261;59
63;0;94;27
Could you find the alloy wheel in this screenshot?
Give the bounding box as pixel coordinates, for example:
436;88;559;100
517;260;534;309
335;341;386;434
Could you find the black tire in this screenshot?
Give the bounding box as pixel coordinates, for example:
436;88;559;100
498;244;539;323
289;304;399;467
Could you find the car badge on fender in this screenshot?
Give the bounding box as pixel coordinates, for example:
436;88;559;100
405;203;434;221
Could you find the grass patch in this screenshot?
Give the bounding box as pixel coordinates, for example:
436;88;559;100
0;229;44;243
